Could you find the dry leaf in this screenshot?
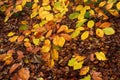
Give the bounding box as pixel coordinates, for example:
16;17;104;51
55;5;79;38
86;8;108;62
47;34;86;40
7;32;15;37
48;59;54;68
80;66;90;75
17;35;25;43
108;9;119;17
95;52;107;61
60;33;72;41
99;22;111;28
96;28;104;37
81;31;89;40
17;50;24;60
41;53;50;61
99;1;106;7
9;36;18;42
105;3;113;10
41;39;51;52
9;63;21;73
90;70;103;80
24;41;31;47
53;36;65;47
51;49;59;61
57;25;68;33
18;68;30;80
46;30;52;38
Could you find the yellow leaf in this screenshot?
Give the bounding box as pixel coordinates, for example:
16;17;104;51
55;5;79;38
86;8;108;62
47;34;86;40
46;13;53;21
42;0;50;6
106;3;113;10
87;20;94;28
95;52;107;61
96;28;104;37
73;61;84;70
108;9;119;17
41;39;51;52
22;0;27;6
57;25;68;33
116;2;120;10
48;59;54;68
80;66;90;75
99;1;106;7
34;0;39;3
33;38;40;46
16;5;22;11
9;36;18;42
81;31;89;40
30;11;38;18
74;55;86;62
76;5;83;11
32;3;38;9
51;49;59;61
7;32;15;37
58;37;65;47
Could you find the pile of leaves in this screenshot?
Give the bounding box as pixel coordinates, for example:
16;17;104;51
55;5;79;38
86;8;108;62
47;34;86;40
0;0;120;80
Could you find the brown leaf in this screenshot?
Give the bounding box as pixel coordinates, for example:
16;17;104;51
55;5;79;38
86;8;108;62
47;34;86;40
32;47;40;53
0;54;6;61
17;35;25;43
60;33;72;41
18;68;30;80
95;21;101;27
41;53;50;61
99;22;111;28
9;63;21;73
46;30;52;38
17;50;24;60
89;53;95;61
91;70;103;80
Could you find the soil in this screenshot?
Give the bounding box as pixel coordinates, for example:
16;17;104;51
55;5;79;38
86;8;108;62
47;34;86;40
0;1;120;80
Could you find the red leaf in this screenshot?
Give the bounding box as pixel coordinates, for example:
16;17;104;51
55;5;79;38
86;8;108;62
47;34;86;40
17;50;24;60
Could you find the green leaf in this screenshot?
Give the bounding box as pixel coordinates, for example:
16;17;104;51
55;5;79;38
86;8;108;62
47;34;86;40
80;75;91;80
73;61;84;70
71;29;80;38
76;19;87;28
84;12;90;18
103;27;115;35
25;2;33;7
69;12;79;19
68;58;76;66
19;24;28;30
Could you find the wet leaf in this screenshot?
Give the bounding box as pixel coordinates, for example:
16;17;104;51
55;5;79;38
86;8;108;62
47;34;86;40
18;68;30;80
99;22;111;28
73;61;84;70
9;36;18;42
116;2;120;10
80;75;91;80
33;38;40;46
96;28;104;37
80;66;90;75
81;31;89;40
87;20;94;28
7;32;15;37
103;27;115;35
9;63;21;73
51;49;59;61
69;12;79;19
95;52;107;61
108;9;119;17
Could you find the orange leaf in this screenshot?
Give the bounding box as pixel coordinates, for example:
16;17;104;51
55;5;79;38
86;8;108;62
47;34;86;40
17;35;25;43
57;25;68;33
9;63;21;73
17;50;24;60
99;22;111;28
80;66;90;75
46;30;52;38
24;41;31;47
60;33;72;41
23;30;31;36
96;28;104;37
18;68;30;80
51;49;59;61
105;3;113;10
41;53;50;61
9;36;18;42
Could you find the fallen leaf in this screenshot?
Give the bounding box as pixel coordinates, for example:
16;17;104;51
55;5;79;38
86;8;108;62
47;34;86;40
9;63;21;73
17;35;25;43
81;31;89;40
116;2;120;10
99;1;106;7
60;33;71;41
105;3;113;10
45;30;52;38
51;49;59;61
80;75;91;80
41;53;50;61
99;22;111;28
16;5;22;11
68;58;76;67
7;32;15;37
23;30;31;36
53;36;65;47
9;36;18;42
89;53;95;61
108;9;119;17
90;70;103;80
57;25;68;33
87;20;95;28
24;41;31;47
80;66;90;75
17;50;24;60
95;52;107;61
33;38;40;46
41;39;51;52
103;27;115;35
48;59;54;68
18;68;30;80
96;28;104;37
73;61;84;70
69;12;79;19
19;24;28;30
